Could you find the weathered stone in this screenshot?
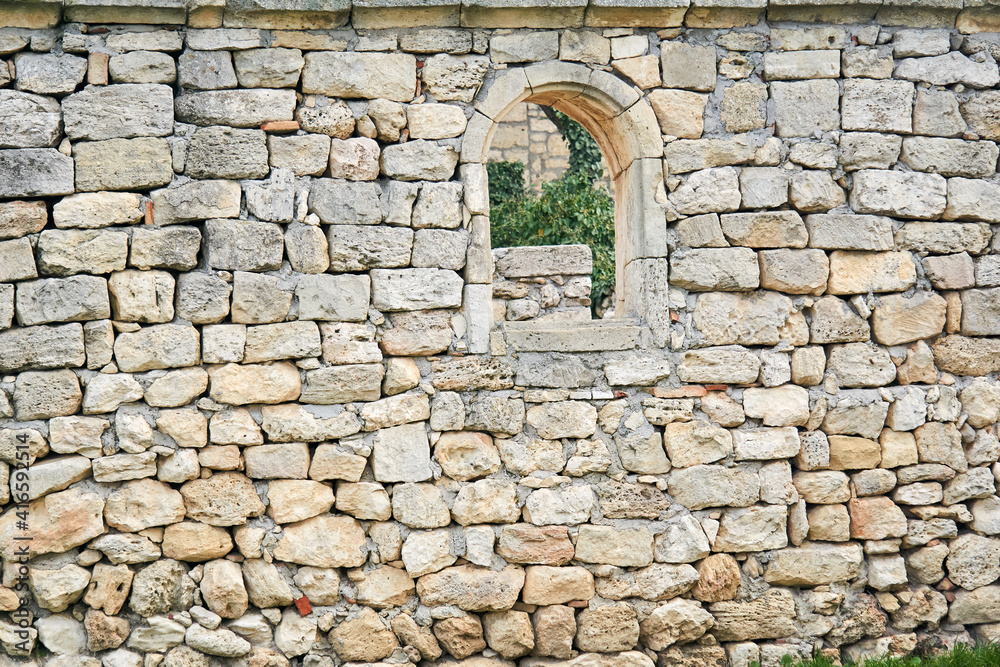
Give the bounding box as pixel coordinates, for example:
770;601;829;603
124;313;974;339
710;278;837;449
62;84;173;141
575;604;640;653
416;564;524;611
73;138;173;192
302;52;415;102
208;362;300;405
14;52;86;94
109;50;176;84
150;180;242;226
180;472;265;527
765;543;863;586
771;80;840;137
710;589;796;641
0;149;75;198
53;192;143;230
872;292;947;346
0;90;61;149
849;170;946;220
669;248;759;291
15;276;110;327
714;505;788;552
273;514;366;568
175;89;296;127
669;465;759;510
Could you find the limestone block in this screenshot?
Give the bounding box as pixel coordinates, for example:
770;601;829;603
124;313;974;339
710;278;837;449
370;268;463;311
207;362;301;405
412;228;469;270
662;420;731;468
896;52;1000;88
714;505;788;552
186;126;268;180
669;167;742;215
913;88;965;138
789;170;845;212
53;192;143;230
961;288;1000;336
0;323;86;375
107;270;174;323
901;137;999;178
372;422;432;483
329;137;380;181
407;103;468;140
231;272;292;324
233;48;303;88
669;464;759;510
739;168;788;209
764;49;840;80
175;272;231;324
243;321;321;363
0;201;48;241
692;291;794;346
842;79;913;133
453;478;519;525
0;90;63;149
205;219;283;272
0;487;104;561
299;364;383;404
108;50;176;84
758;249;829;295
838;132;902;172
14;53;86;94
664;137;757;174
721;211;807;248
491;32;559;63
923;252;975;290
13;275;108;327
850;169;946;219
422;54;490;103
648;89;706;139
827;343;896;388
174;89;297;127
150;180;242;226
660;42;715;91
0;149;74;198
720;82;767;134
770;80;840;137
668;247;758;291
266;134;329;176
945;178;1000;224
842;46;894;79
871;292;947;346
177;49;237;90
416;565;524;612
827;251;916;295
765;543;863;586
73;137;172;192
302;52;415;102
62;84;173;141
381;140;458;181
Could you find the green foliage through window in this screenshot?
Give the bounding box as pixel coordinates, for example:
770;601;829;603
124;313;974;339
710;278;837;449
487;109;615;314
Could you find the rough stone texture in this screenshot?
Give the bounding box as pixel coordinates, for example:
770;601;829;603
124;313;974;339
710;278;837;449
3;15;1000;667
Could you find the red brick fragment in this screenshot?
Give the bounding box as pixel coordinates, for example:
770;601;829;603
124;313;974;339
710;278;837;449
87;52;109;85
261;120;299;133
294;596;311;616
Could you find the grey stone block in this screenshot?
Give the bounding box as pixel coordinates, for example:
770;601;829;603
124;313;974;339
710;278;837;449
62;84;174;141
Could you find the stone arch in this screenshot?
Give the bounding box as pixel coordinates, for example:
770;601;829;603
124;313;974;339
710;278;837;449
460;61;669;330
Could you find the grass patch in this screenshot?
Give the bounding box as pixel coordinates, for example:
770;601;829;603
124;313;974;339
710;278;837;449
774;643;1000;667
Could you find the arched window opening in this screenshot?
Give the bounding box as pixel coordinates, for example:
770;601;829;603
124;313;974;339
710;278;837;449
488;102;616;320
460;63;669;353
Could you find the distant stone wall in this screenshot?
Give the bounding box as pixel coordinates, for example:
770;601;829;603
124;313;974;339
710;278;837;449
3;2;1000;667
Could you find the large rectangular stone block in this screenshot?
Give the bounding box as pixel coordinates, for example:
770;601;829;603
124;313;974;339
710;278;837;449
370;268;464;311
0;90;62;148
73;138;173;192
0;323;86;372
302;52;416;102
15;276;110;326
175;89;297;127
0;149;74;198
62;84;174;141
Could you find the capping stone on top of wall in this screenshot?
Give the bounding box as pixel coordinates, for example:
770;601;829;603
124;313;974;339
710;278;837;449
3;0;1000;30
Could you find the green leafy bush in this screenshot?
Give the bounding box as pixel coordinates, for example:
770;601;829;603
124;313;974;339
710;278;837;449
487;110;615;312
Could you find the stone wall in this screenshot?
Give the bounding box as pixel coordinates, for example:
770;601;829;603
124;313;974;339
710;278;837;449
2;2;1000;667
493;245;594;323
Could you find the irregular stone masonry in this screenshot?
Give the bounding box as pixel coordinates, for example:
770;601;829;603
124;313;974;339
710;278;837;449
3;2;1000;667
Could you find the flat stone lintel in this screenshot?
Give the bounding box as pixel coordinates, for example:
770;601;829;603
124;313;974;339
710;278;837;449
503;320;641;352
